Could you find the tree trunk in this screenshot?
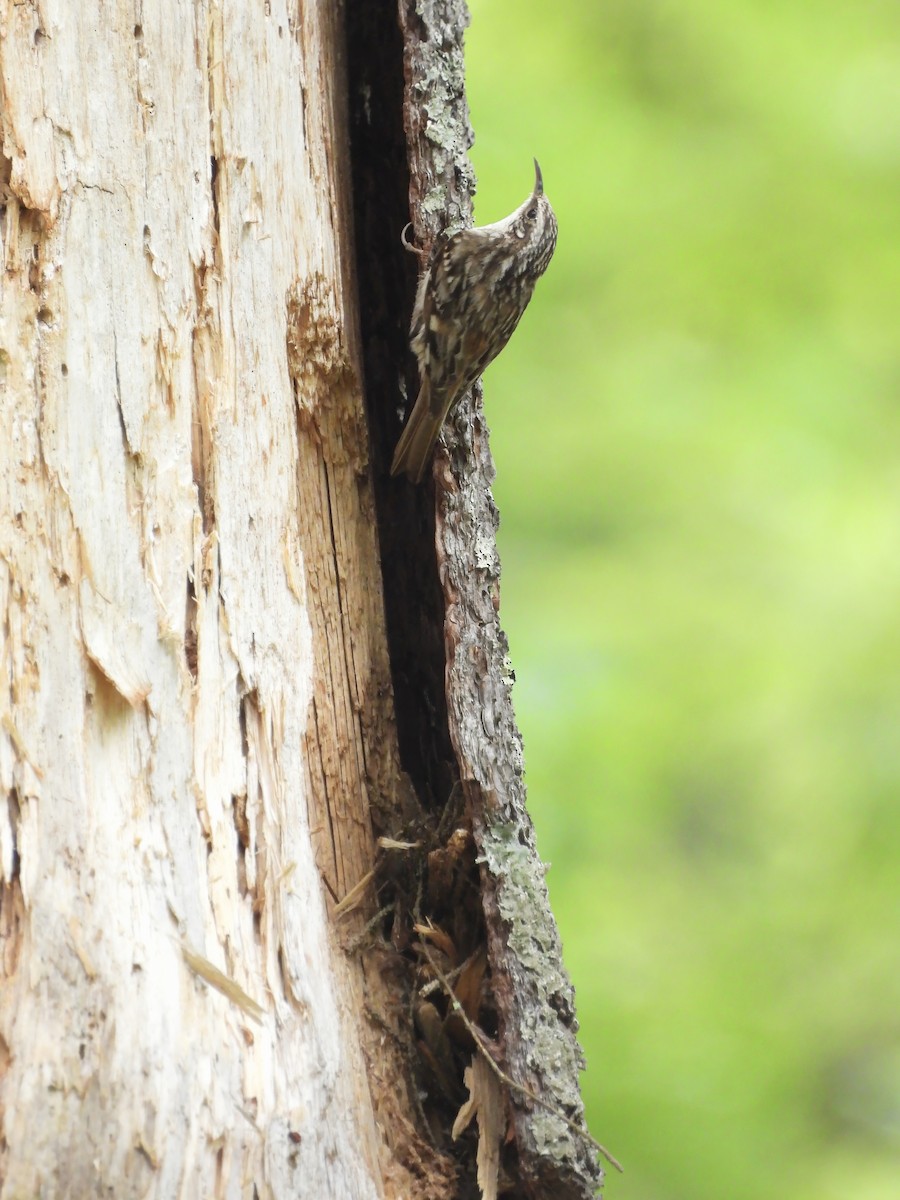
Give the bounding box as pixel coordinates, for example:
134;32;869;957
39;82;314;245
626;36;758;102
0;3;601;1198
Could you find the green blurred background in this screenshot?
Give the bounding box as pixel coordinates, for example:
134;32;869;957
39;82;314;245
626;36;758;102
465;2;900;1196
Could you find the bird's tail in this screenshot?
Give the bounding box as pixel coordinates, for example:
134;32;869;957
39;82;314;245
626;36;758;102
390;381;444;483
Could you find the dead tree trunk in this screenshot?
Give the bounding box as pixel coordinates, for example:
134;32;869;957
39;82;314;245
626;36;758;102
0;2;603;1197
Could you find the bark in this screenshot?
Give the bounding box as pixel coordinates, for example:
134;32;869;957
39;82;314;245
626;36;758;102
403;6;604;1195
350;2;605;1196
0;2;602;1198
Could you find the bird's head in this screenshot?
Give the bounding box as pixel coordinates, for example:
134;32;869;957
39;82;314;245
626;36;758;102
504;159;558;275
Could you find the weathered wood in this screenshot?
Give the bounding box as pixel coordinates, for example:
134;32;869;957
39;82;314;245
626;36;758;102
0;4;429;1196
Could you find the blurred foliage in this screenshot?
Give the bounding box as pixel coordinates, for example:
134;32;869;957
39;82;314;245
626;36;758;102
465;2;900;1197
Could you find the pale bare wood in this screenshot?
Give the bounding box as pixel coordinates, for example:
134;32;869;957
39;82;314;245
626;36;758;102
0;4;431;1197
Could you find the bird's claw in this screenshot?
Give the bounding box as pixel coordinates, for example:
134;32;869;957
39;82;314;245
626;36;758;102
401;222;426;259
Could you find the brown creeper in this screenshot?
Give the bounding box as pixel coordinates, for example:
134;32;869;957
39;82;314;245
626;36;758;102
391;159;558;483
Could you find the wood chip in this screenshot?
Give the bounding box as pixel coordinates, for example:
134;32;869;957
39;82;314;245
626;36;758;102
452;1054;504;1200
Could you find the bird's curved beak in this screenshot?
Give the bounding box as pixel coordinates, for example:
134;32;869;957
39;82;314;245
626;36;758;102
533;158;544;197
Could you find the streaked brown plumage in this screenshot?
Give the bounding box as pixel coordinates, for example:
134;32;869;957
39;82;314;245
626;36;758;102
391;160;558;482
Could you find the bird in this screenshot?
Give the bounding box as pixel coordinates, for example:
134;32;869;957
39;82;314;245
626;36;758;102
391;159;558;483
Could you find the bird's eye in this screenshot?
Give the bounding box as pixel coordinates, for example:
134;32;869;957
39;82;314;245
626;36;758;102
526;206;538;220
